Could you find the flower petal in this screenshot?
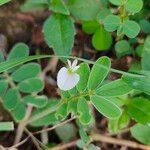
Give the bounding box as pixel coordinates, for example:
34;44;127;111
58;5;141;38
67;59;71;68
64;73;79;90
57;67;80;91
72;65;80;72
57;67;68;90
72;59;78;68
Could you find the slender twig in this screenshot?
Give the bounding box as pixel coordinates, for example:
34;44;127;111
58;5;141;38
30;117;150;150
14;106;33;144
34;116;76;134
91;134;150;150
42;57;58;75
24;129;41;150
49;140;77;150
50;134;150;150
9;117;76;149
24;128;44;150
107;127;131;136
41;126;49;144
9;137;30;149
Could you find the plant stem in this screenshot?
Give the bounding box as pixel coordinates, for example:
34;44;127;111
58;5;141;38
24;128;43;150
14;105;33;144
91;134;150;150
50;134;150;150
27;91;91;124
0;55;145;78
27;102;60;124
3;72;32;145
34;116;76;134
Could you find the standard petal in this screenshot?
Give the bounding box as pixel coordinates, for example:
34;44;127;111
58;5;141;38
57;67;68;90
62;73;80;91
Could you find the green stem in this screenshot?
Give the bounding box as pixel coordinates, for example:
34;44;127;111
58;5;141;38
27;103;61;124
3;72;16;88
0;55;145;78
70;56;144;78
65;91;93;102
28;91;93;124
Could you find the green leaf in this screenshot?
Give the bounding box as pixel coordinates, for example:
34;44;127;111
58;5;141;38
67;99;78;114
30;99;59;127
55;123;77;142
7;43;29;60
142;35;150;71
115;40;132;58
135;44;144;57
110;97;125;107
77;63;90;92
21;0;48;11
82;20;99;34
12;63;41;82
0;122;14;131
68;87;78;96
77;97;92;125
101;0;108;7
61;90;71;99
140;19;150;34
131;124;150;145
79;128;90;143
18;78;44;93
127;97;150;124
117;25;124;37
92;27;112;51
88;56;111;90
50;0;69;15
108;111;130;134
7;43;29;73
0;0;11;6
129;61;141;72
68;0;101;21
96;8;111;24
91;95;121;119
125;0;143;14
129;38;137;44
122;75;150;95
43;14;75;57
12;102;26;121
55;102;68;119
76;140;85;149
109;0;124;6
31;112;57;127
23;95;47;108
123;20;140;38
104;15;121;32
3;89;19;110
0;80;8;97
96;79;132;97
0;55;49;73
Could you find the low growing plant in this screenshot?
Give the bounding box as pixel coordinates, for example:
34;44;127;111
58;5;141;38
0;0;150;149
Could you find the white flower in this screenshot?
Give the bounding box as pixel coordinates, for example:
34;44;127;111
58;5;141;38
57;59;80;91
